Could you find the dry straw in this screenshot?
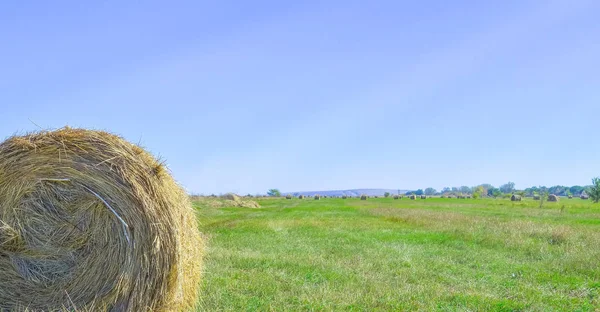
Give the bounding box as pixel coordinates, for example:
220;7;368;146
0;128;203;311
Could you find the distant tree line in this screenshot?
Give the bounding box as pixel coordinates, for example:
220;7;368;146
407;181;594;198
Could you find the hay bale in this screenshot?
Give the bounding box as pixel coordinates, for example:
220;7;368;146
222;193;240;201
533;195;541;200
548;194;559;202
420;195;427;199
298;195;305;199
409;195;416;200
314;194;321;200
285;194;292;199
342;195;348;199
360;195;368;200
568;195;573;199
511;194;522;201
393;195;399;200
581;194;589;200
0;128;202;311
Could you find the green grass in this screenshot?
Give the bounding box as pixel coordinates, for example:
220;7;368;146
195;197;600;311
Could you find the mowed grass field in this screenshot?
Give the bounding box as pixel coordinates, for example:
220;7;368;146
194;197;600;311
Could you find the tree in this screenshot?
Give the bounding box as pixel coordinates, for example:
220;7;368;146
442;187;451;194
517;190;526;198
473;186;485;199
492;189;501;198
424;188;437;195
479;184;494;195
459;186;471;194
570;185;585;196
587;177;600;203
499;182;515;194
267;189;281;197
384;192;390;198
414;189;424;196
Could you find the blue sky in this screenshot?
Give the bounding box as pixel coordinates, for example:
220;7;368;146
1;1;599;194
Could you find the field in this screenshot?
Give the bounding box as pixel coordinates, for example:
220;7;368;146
194;197;600;311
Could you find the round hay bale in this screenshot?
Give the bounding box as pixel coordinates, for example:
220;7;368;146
0;128;202;311
360;195;368;200
393;195;399;200
314;194;321;200
222;193;240;201
581;194;589;200
548;194;559;202
342;195;348;199
409;195;416;200
420;195;427;199
568;195;573;199
511;194;522;201
298;195;305;199
533;195;541;200
285;194;292;199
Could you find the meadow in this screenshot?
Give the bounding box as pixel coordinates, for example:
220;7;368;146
194;197;600;311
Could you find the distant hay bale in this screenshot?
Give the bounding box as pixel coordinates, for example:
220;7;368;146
0;128;202;311
393;195;399;199
581;194;589;200
548;194;559;202
342;195;348;199
409;195;417;200
533;195;541;200
360;195;368;200
568;195;573;199
222;193;240;201
420;195;427;199
314;195;321;200
466;195;472;199
285;194;292;199
298;195;305;199
511;194;522;201
374;196;379;198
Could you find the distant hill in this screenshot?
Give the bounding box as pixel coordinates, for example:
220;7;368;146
283;189;410;197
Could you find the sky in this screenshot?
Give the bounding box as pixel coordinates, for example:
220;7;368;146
1;1;599;195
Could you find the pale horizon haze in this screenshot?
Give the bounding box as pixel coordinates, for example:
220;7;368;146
1;1;599;194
